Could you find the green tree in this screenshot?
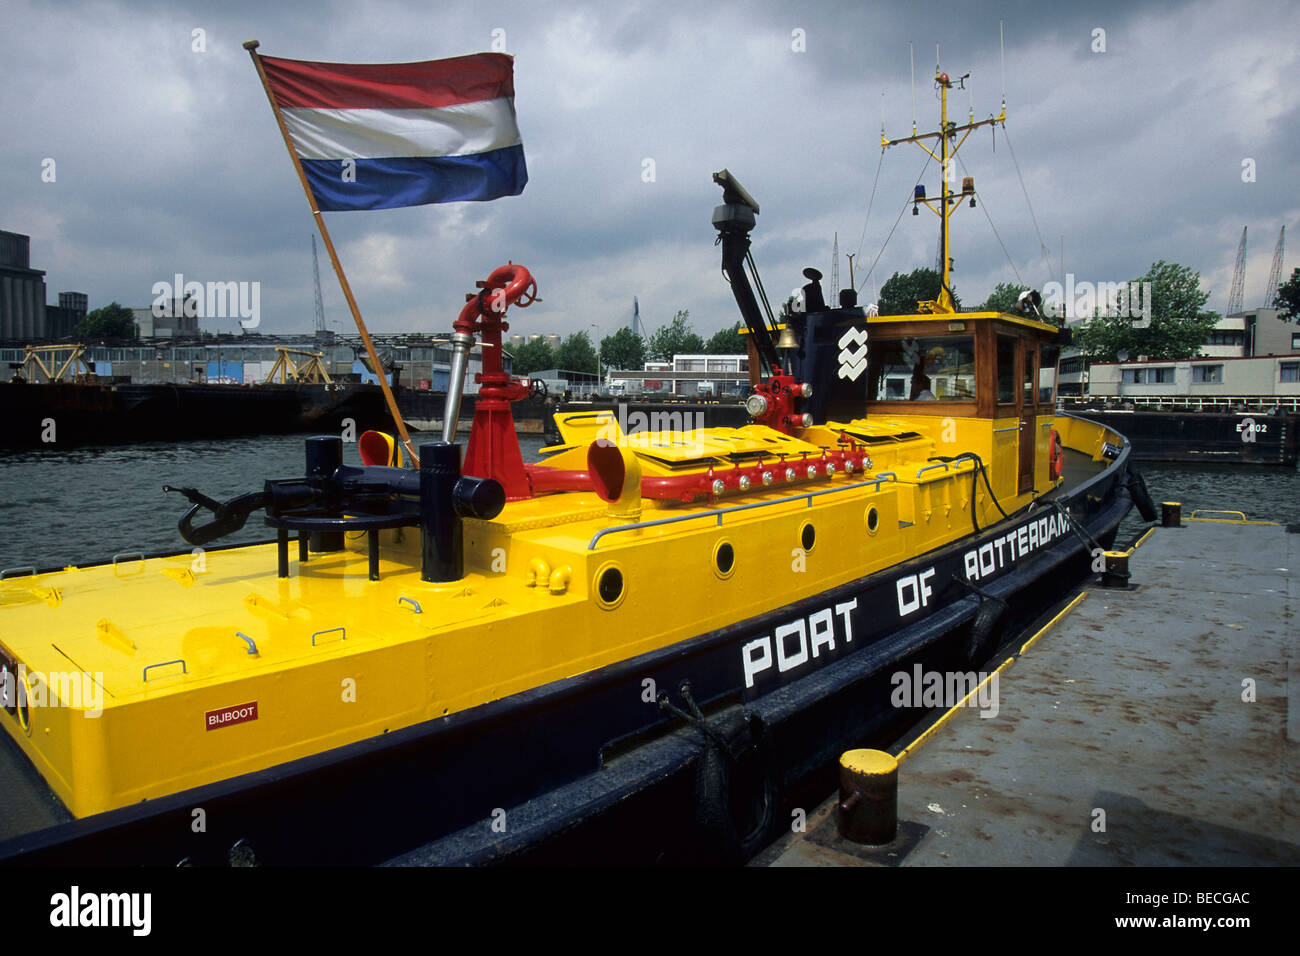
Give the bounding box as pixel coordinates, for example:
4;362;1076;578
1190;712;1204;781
1276;267;1300;321
556;331;598;374
599;326;647;371
704;322;747;354
981;282;1030;314
74;301;136;339
508;339;555;378
877;269;960;315
1073;261;1219;362
647;309;705;361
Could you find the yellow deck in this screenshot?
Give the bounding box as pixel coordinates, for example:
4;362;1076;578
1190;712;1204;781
0;410;1091;818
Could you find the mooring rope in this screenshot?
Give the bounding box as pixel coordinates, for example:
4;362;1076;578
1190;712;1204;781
1002;125;1059;288
956;149;1023;286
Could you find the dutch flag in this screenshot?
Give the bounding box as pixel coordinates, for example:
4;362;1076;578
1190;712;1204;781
260;52;527;211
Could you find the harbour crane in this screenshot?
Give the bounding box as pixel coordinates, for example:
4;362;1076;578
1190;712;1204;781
1263;226;1285;309
1227;226;1247;315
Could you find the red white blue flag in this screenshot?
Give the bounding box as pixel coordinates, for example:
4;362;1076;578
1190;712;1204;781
260;52;527;211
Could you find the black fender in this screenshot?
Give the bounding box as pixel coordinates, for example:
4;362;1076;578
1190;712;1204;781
966;596;1006;663
1127;469;1157;523
692;710;776;864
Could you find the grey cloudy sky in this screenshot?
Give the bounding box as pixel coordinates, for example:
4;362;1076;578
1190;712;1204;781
3;0;1297;341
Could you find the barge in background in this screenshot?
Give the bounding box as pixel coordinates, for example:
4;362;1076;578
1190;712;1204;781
0;380;395;448
1061;404;1297;466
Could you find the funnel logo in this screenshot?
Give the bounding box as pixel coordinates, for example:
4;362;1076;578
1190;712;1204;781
837;327;868;381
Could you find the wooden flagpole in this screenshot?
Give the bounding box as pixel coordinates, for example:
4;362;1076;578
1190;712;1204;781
243;39;421;467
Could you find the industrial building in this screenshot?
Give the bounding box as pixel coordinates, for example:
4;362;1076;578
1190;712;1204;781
604;353;749;396
0;230;87;341
1062;307;1299;407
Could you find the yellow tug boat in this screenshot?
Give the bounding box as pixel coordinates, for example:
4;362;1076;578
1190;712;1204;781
0;68;1152;866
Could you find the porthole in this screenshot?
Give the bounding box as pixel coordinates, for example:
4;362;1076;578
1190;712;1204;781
799;522;816;553
17;670;33;735
713;539;736;579
865;507;880;536
595;562;626;610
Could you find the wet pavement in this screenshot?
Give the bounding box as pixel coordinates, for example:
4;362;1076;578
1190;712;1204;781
756;518;1299;866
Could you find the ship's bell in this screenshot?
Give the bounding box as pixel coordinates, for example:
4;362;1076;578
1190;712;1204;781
775;326;800;351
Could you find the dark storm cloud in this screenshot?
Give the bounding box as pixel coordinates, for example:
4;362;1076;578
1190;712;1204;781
2;0;1297;341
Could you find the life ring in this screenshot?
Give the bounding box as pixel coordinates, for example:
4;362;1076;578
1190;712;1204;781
1049;428;1063;481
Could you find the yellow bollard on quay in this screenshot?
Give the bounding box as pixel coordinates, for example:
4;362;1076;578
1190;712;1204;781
837;749;899;845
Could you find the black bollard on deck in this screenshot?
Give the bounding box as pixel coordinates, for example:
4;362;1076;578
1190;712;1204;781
305;436;344;552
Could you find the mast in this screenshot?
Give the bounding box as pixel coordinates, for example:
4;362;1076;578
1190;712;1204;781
882;61;1005;313
940;61;949;308
831;233;840;302
311;235;326;334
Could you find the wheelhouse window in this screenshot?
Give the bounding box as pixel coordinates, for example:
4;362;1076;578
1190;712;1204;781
1192;364;1223;383
1022;345;1038;405
867;335;976;402
1039;344;1060;404
996;335;1016;404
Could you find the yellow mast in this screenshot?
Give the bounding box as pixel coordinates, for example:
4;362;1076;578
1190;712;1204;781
882;62;1005;313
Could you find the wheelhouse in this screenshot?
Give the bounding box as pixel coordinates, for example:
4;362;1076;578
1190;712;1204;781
781;305;1066;502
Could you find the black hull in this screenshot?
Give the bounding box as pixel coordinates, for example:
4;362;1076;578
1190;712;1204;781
293;383;394;435
395;389;476;423
0;382;395;448
0;436;1135;866
1062;408;1298;466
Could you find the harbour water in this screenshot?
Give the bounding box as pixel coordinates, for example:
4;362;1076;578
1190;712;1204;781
0;433;1295;571
1116;460;1300;543
0;432;549;571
